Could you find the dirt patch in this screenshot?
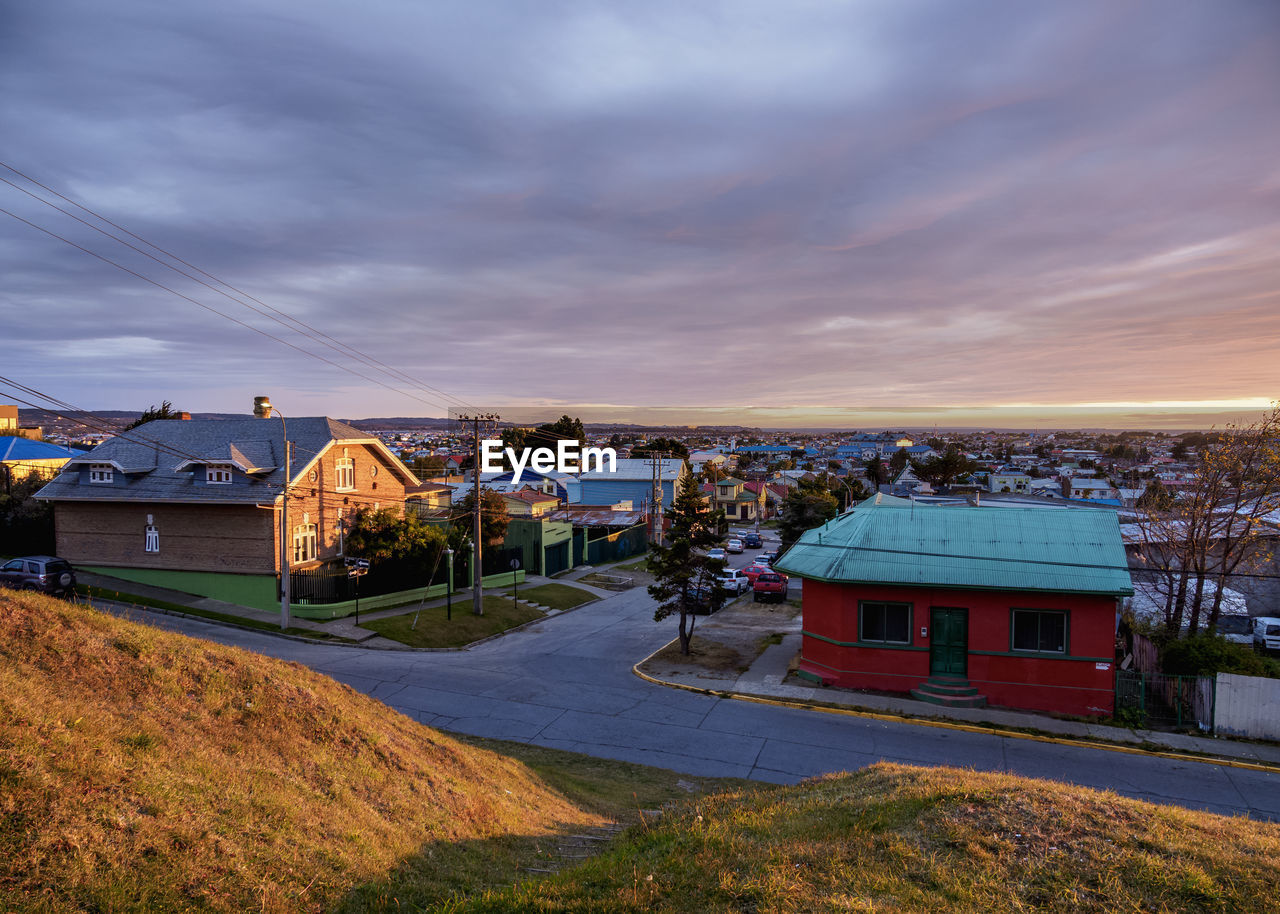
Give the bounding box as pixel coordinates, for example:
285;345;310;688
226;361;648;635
649;638;744;671
641;596;801;679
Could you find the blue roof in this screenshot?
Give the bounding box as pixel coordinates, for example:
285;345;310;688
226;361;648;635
0;437;83;462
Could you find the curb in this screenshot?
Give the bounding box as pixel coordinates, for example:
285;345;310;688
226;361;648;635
631;640;1280;776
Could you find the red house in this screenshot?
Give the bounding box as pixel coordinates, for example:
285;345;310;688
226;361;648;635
775;495;1133;717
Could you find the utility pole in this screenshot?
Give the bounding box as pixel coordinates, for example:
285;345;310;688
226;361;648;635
279;438;291;630
456;412;499;615
649;451;662;545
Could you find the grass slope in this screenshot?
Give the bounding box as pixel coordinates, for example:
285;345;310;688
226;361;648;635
0;591;599;911
462;764;1280;913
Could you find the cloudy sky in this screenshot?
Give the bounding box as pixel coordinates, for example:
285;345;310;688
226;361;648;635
2;0;1278;428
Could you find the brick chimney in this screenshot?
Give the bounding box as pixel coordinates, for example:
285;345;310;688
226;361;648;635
253;396;273;419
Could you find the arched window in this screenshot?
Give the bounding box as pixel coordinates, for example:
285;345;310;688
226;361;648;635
335;449;355;491
293;513;318;564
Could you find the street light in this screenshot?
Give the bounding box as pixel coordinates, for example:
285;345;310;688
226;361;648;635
445;546;454;621
833;475;857;513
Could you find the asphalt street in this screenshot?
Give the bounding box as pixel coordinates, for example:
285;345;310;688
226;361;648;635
110;574;1280;822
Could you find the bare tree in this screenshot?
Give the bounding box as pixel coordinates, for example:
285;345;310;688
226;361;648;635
1136;404;1280;635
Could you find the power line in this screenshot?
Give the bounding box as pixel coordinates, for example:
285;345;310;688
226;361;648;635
0;163;474;411
777;533;1280;580
0;205;456;413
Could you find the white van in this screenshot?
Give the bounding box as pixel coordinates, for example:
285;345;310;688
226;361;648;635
1253;617;1280;653
1125;582;1253;646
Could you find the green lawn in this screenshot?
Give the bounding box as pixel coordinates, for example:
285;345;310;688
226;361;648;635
614;556;650;572
360;594;543;648
501;582;596;610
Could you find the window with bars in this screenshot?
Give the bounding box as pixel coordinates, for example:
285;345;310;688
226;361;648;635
89;464;113;483
206;464;233;484
144;524;159;553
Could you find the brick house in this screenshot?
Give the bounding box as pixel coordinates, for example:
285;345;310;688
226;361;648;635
36;406;420;611
776;494;1133;717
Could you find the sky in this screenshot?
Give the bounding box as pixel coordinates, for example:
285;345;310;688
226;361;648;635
2;0;1278;429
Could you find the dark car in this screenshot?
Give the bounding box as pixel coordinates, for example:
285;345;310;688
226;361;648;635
743;532;763;549
752;571;789;603
0;555;77;597
688;584;718;615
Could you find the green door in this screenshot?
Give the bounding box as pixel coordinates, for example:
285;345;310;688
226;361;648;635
930;608;968;677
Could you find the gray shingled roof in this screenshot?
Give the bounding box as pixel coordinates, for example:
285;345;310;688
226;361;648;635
37;417;382;505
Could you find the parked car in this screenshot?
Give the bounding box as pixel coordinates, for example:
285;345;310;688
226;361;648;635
707;548;727;562
726;538;744;554
688;584;718;615
742;532;763;549
0;555;77;597
753;571;789;603
1211;612;1254;646
757;551;777;566
740;562;772;585
716;568;751;594
1254;617;1280;653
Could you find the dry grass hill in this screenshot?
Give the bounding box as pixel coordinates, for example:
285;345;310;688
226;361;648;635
0;591;614;911
3;589;1279;913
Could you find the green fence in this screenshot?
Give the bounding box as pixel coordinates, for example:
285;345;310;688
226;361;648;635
1114;669;1215;731
585;523;647;565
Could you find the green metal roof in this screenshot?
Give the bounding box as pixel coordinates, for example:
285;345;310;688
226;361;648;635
774;495;1133;596
715;477;747;486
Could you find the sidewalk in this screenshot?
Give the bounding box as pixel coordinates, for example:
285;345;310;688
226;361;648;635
640;630;1280;770
78;570;609;647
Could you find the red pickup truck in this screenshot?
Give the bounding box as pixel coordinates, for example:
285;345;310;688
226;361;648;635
752;571;789;603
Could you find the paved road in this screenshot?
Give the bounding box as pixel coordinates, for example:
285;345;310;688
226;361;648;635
109;579;1280;822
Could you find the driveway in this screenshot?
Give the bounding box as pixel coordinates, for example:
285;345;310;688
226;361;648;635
108;581;1280;821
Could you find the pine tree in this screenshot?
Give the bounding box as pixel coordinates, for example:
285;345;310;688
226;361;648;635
648;474;727;655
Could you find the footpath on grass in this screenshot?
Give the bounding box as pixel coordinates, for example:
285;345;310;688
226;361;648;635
637;624;1280;772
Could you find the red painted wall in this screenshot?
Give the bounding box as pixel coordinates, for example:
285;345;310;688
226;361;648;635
798;579;1118;717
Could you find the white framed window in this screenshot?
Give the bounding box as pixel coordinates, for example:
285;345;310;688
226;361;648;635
335;453;355;491
206;464;233;484
293;517;317;564
144;524;160;553
89;464;114;484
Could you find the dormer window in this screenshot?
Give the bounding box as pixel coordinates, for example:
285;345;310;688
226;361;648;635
89;464;113;484
336;450;355;491
207;464;233;484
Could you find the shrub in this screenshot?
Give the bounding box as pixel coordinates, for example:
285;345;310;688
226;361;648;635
1160;633;1280;679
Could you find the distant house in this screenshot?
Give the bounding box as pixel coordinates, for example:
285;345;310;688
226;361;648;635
479;468;581;504
688;451;727;474
501;486;561;518
1;436;84;482
1065;477;1118;502
405;482;453;517
776;495;1132;717
36;405;420;612
743;480;789;515
989;472;1032;494
577;458;688;510
704;476;762;523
